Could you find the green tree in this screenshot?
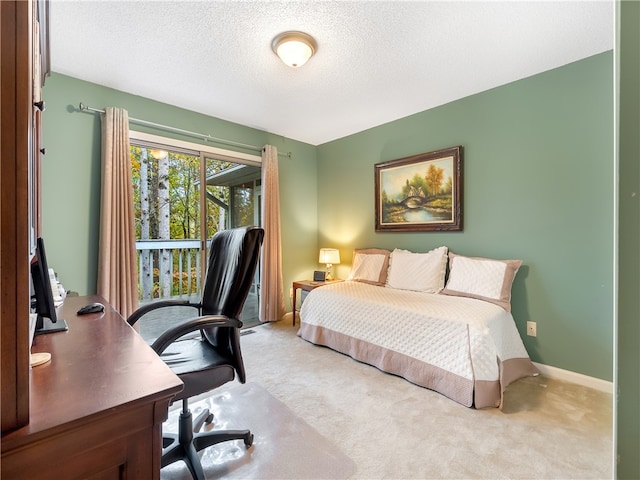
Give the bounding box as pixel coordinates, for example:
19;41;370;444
168;153;200;240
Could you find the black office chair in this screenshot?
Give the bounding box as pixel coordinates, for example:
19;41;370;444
127;226;264;480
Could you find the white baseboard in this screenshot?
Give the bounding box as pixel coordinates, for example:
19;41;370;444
532;362;613;394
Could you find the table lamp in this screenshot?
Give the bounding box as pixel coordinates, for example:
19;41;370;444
319;248;340;280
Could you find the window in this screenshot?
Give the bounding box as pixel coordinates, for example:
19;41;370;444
129;132;261;337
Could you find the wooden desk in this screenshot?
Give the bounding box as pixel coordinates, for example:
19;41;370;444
292;279;342;326
1;295;183;480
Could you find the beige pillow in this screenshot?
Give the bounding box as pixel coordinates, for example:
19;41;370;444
346;248;391;286
386;246;449;293
441;253;522;312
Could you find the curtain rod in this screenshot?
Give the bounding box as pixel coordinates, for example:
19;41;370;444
78;103;291;158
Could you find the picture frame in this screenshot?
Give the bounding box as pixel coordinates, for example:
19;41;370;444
375;146;463;232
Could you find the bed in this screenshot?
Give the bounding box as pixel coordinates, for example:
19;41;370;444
297;247;539;409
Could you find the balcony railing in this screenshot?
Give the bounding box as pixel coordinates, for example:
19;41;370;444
135;239;202;301
134;238;261;334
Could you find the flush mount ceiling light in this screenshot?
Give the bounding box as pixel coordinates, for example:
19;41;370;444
271;31;317;68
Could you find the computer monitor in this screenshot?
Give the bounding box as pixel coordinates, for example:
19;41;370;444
31;237;68;335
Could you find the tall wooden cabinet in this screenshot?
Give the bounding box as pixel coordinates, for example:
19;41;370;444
1;0;42;433
1;7;184;478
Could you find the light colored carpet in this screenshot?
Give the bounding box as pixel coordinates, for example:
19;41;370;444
162;319;613;479
161;382;356;479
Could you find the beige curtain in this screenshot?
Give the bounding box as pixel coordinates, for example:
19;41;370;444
259;145;286;322
97;107;138;318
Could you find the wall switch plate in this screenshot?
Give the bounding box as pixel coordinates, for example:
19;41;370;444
526;321;537;337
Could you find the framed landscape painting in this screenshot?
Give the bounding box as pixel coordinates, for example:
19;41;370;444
375;146;463;232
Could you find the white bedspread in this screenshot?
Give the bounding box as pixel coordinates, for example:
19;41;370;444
298;281;537;408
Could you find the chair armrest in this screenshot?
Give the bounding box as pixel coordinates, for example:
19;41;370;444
126;299;200;326
151;315;242;355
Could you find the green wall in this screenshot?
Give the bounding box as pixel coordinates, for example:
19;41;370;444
317;52;614;381
42;53;614;383
39;32;639;477
616;1;639;477
41;73;318;307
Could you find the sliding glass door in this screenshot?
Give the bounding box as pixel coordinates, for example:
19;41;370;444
129;140;261;340
203;157;262;323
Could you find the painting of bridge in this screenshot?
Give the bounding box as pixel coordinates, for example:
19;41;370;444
375;146;463;232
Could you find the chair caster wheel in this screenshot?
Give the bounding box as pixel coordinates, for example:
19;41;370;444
244;433;254;447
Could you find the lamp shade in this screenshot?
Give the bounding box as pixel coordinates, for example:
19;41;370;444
319;248;340;265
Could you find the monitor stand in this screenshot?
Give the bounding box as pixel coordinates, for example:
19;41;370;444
35;317;69;335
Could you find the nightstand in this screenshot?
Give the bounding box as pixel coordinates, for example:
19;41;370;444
292;279;342;326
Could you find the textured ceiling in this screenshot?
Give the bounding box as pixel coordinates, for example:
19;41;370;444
50;1;614;146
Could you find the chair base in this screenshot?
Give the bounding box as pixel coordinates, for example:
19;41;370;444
162;400;253;480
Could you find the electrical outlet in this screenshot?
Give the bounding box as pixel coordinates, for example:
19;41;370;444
526;321;537;337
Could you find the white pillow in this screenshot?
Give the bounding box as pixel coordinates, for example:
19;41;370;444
346;249;391;286
386;246;448;293
441;253;522;312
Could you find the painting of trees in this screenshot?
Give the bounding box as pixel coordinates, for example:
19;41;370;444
375;146;463;232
